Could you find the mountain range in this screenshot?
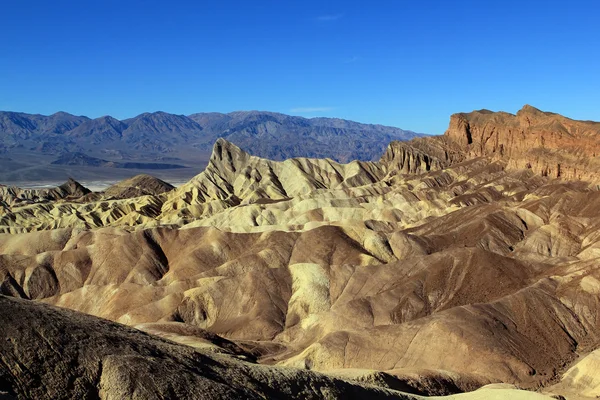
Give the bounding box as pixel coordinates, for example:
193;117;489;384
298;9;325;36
0;110;423;182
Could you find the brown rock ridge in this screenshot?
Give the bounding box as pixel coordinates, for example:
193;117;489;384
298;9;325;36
103;174;175;199
445;105;600;182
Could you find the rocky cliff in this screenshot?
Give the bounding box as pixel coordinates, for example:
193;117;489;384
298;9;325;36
444;105;600;182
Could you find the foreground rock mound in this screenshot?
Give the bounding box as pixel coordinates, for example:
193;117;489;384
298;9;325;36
0;295;410;400
0;296;561;399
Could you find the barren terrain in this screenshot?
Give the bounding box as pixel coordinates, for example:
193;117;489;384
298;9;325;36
2;105;600;399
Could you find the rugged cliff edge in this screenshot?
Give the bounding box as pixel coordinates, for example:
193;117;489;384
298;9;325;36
444;105;600;182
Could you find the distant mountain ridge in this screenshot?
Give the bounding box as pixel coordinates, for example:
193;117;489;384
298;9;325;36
0;110;424;161
187;111;422;161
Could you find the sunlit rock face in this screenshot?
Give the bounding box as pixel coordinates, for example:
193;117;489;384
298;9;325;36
445;105;600;182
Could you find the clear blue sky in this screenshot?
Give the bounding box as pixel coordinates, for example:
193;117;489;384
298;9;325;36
1;0;599;134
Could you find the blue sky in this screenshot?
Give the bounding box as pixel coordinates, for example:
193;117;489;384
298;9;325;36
1;0;599;134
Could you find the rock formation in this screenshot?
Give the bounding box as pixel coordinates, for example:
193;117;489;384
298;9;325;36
2;105;600;398
445;105;600;182
103;174;175;199
0;178;90;207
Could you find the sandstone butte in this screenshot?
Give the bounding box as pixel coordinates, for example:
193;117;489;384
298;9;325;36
2;105;600;399
445;104;600;182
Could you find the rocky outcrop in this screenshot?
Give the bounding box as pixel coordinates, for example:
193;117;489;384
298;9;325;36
0;178;90;207
380;136;465;176
444;105;600;182
159;138;388;222
104;174;175;199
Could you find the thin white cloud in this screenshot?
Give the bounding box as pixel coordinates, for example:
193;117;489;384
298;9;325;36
343;56;359;64
290;107;334;113
316;14;343;21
